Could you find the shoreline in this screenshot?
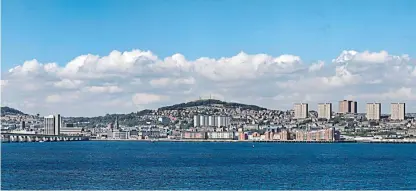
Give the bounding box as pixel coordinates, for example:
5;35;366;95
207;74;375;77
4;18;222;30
89;139;416;144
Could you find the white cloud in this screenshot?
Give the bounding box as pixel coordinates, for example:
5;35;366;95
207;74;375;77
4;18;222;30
359;87;416;101
333;50;410;64
412;67;416;77
1;80;8;88
84;85;123;93
54;79;83;89
132;93;167;105
45;92;80;103
2;49;415;116
150;77;195;87
309;61;325;72
321;65;360;87
45;94;62;103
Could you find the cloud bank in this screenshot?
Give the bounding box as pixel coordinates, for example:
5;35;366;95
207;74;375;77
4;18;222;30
2;49;416;116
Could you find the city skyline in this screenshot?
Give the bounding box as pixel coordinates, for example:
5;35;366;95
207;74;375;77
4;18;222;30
2;0;416;116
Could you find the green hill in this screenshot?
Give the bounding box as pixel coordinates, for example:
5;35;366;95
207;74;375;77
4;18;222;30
1;106;26;115
158;99;267;111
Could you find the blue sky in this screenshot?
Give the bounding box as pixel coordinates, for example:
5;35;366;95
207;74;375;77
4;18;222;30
2;0;416;71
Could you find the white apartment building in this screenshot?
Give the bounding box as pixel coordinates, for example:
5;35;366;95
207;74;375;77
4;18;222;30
207;132;234;140
294;103;309;119
366;103;381;120
44;114;61;135
199;115;206;127
217;116;231;127
193;115;200;127
318;103;332;119
391;103;405;120
193;115;231;127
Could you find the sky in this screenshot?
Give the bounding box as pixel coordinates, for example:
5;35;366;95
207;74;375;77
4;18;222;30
1;0;416;116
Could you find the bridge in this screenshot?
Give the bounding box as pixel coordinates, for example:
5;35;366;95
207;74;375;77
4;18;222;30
1;133;89;143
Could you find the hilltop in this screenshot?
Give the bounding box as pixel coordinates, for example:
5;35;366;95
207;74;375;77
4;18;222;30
158;99;267;111
1;106;27;116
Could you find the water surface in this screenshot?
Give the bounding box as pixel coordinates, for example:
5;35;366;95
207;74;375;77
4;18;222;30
2;141;416;190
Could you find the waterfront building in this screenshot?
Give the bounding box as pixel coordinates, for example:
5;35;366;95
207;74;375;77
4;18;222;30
279;130;289;141
139;129;160;139
339;100;357;114
238;132;247;140
318;103;332;119
207;131;234;140
44;114;61;135
248;132;261;140
264;131;272;140
295;127;337;141
266;130;289;141
294;103;309;119
181;132;207;139
10;129;36;134
366;103;381;120
107;129;130;139
130;130;138;136
391;103;405;120
60;127;83;135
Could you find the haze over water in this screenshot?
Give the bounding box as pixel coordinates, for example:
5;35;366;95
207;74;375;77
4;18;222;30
2;142;416;190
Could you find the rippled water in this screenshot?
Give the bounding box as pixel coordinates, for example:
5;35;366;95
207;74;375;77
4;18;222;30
2;141;416;190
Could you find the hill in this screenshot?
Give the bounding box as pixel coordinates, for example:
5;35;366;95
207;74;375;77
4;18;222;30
1;106;26;115
158;99;267;111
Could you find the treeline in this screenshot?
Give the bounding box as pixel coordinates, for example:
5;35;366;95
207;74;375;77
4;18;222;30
65;110;154;127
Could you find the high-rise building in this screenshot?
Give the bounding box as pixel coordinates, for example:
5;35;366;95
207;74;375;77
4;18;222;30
115;116;119;129
339;100;357;114
199;115;205;127
339;100;350;113
351;101;358;114
193;115;200;127
294;103;309;119
44;114;61;135
366;103;381;120
217;116;231;127
391;103;405;120
208;116;215;126
318;103;332;119
204;115;209;126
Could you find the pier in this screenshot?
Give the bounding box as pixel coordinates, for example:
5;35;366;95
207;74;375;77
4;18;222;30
1;133;89;143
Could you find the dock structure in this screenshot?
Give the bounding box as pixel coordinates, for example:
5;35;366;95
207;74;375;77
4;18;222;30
1;133;89;143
